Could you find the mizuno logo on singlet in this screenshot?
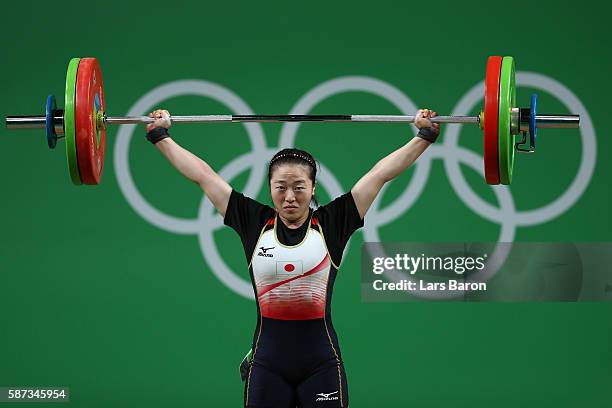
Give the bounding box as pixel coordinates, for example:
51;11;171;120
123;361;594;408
257;246;275;257
315;391;339;401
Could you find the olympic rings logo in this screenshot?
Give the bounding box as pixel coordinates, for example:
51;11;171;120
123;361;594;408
113;73;596;300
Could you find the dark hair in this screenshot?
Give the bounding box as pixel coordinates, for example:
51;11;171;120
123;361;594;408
268;148;319;208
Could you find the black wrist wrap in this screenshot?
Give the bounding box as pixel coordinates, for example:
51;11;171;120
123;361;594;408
416;127;439;143
146;127;170;144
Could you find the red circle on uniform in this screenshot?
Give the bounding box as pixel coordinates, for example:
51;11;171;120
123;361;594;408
284;264;295;272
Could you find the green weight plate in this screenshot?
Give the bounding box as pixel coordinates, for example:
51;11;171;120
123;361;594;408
510;61;516;181
65;58;82;185
498;56;516;185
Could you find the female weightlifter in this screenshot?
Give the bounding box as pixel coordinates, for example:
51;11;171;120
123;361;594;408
144;108;440;408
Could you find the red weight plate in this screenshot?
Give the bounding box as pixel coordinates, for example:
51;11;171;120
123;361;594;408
484;56;502;185
75;57;106;185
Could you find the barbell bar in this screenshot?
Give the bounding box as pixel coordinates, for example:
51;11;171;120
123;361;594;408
6;113;578;127
4;56;580;186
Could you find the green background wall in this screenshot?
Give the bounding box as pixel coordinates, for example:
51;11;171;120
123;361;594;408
1;0;610;406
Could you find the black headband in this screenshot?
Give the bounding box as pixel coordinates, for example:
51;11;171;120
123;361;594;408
269;153;315;169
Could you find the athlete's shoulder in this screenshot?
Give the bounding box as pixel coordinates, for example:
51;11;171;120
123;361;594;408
313;191;358;218
231;189;274;212
225;189;275;229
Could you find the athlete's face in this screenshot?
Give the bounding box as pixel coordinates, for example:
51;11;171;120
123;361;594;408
270;164;315;223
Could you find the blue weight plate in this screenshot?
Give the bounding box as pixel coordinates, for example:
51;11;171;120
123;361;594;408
46;95;57;149
529;93;538;149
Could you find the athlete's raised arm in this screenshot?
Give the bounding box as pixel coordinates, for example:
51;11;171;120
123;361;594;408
351;109;440;219
145;109;232;217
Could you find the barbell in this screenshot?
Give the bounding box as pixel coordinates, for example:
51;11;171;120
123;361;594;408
4;56;580;186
